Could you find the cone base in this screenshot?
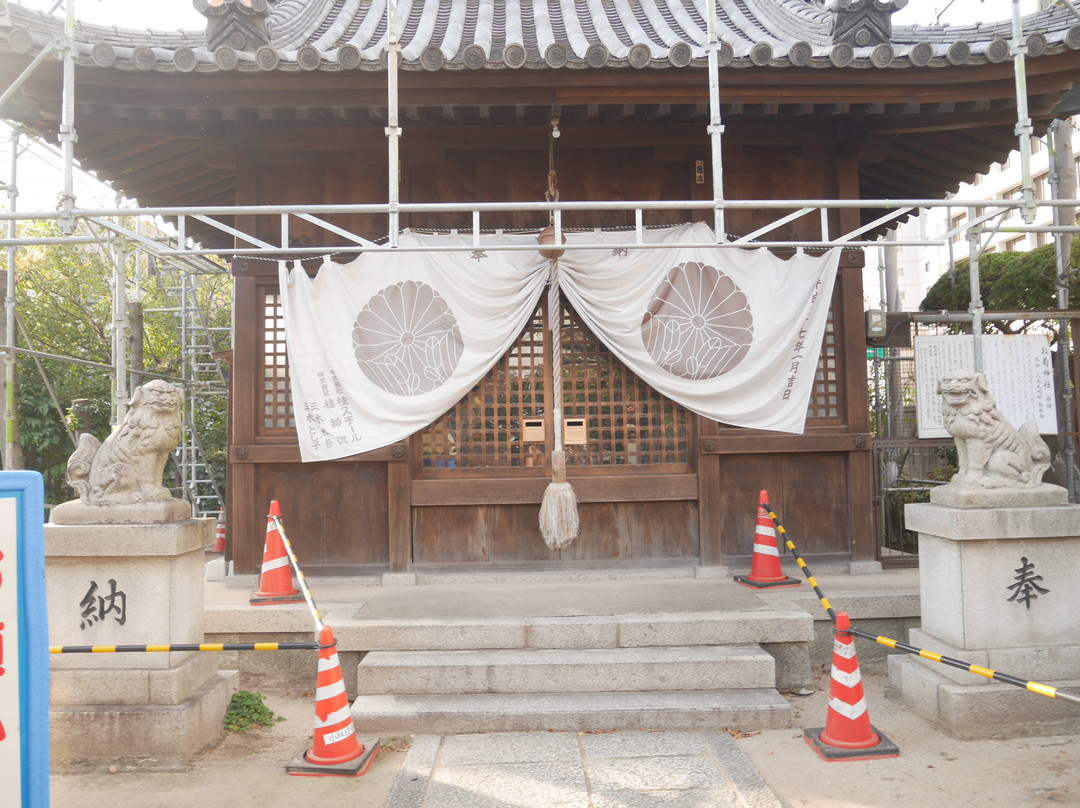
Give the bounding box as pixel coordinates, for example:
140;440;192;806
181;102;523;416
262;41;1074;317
286;738;381;777
734;574;801;589
249;589;305;606
803;726;899;761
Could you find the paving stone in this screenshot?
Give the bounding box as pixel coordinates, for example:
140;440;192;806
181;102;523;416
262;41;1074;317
582;731;706;759
585;757;727;793
702;732;783;808
385;735;441;808
425;762;589;807
591;791;740;808
439;732;580;765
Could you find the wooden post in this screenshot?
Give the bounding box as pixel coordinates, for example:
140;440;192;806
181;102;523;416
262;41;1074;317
837;156;876;565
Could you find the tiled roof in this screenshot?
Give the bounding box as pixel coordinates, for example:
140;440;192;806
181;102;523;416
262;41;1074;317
2;0;1079;73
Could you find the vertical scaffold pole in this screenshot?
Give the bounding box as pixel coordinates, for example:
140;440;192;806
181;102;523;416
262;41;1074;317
4;133;18;470
706;0;725;241
386;0;402;247
1011;0;1036;224
58;0;77;235
112;218;129;425
1049;119;1078;502
967;208;984;374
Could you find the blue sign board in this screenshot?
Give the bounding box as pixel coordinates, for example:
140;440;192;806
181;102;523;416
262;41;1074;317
0;472;48;808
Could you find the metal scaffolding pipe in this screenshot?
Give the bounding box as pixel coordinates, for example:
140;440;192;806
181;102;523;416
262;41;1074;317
1011;0;1036;224
386;0;401;247
4;134;17;470
58;0;77;235
111;223;129;425
1049;119;1077;502
967;208;985;373
706;0;725;241
0;37;61;111
913;310;1080;323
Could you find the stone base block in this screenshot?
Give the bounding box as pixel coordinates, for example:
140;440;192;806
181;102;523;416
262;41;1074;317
693;566;731;579
50;496;193;525
51;652;220;706
888;655;1080;739
50;669;239;771
909;628;1080;685
930;483;1068;509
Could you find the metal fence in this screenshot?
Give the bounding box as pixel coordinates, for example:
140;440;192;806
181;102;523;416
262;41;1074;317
869;316;1078;565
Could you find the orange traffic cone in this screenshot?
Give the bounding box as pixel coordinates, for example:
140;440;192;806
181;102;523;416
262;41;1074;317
286;626;381;776
734;490;800;589
249;501;304;605
804;612;899;761
207;511;225;555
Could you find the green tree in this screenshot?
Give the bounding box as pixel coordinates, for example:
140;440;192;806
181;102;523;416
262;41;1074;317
920;237;1080;334
12;219;232;505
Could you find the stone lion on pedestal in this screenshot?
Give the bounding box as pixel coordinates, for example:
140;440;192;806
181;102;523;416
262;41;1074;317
938;370;1051;489
51;380;192;524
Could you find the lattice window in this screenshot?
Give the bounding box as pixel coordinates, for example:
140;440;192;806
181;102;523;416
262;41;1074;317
421;302;691;470
420;306;547;469
561;304;690;467
806;310;839;420
261;288;294;433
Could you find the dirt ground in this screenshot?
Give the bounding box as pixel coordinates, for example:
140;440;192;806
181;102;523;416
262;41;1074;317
51;664;1077;808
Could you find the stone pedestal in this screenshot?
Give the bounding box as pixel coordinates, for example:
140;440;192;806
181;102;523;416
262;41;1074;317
46;519;239;769
889;502;1080;738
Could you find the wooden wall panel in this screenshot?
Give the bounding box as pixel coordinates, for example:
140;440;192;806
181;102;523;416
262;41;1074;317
412;501;698;564
243;462;390;574
716;453;850;561
723;144;835;241
253;151;389;246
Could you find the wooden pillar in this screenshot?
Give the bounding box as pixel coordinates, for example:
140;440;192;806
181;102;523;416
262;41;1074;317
697;416;723;567
837;156;876;564
228;149;260;574
388;451;412;571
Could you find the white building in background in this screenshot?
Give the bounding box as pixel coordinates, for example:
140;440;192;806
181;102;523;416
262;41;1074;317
868;120;1080;313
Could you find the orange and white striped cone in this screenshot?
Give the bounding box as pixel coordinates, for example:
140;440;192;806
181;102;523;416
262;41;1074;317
734;490;800;589
286;626;381;776
249;501;304;605
207;511;226;555
804;611;899;761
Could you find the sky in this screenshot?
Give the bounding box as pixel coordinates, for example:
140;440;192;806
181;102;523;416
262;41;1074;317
10;0;1048;29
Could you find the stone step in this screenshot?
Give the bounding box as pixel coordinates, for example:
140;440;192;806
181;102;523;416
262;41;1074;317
350;689;791;734
331;609;811;652
355;646;775;696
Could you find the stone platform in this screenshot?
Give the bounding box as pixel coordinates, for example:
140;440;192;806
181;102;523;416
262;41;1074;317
203;565;922;735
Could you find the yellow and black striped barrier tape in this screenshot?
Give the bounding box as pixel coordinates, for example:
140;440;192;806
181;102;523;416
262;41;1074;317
762;498;1080;708
850;627;1080;706
272;514;325;633
762;500;836;622
50;641;320;654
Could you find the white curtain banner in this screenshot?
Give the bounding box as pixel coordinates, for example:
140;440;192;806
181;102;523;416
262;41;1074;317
558;223;840;433
280;231;548;462
282;224;841;462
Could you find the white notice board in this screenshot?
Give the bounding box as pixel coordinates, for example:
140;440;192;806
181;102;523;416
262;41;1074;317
914;334;1057;439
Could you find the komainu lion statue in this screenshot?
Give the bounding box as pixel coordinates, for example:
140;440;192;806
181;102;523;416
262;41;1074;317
51;380;191;525
67;380;184;505
938;370;1051;489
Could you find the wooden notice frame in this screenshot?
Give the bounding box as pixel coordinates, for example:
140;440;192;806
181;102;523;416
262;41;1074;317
914;334;1058;439
0;472;48;808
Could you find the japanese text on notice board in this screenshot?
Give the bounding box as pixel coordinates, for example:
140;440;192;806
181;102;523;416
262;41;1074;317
914;334;1057;438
